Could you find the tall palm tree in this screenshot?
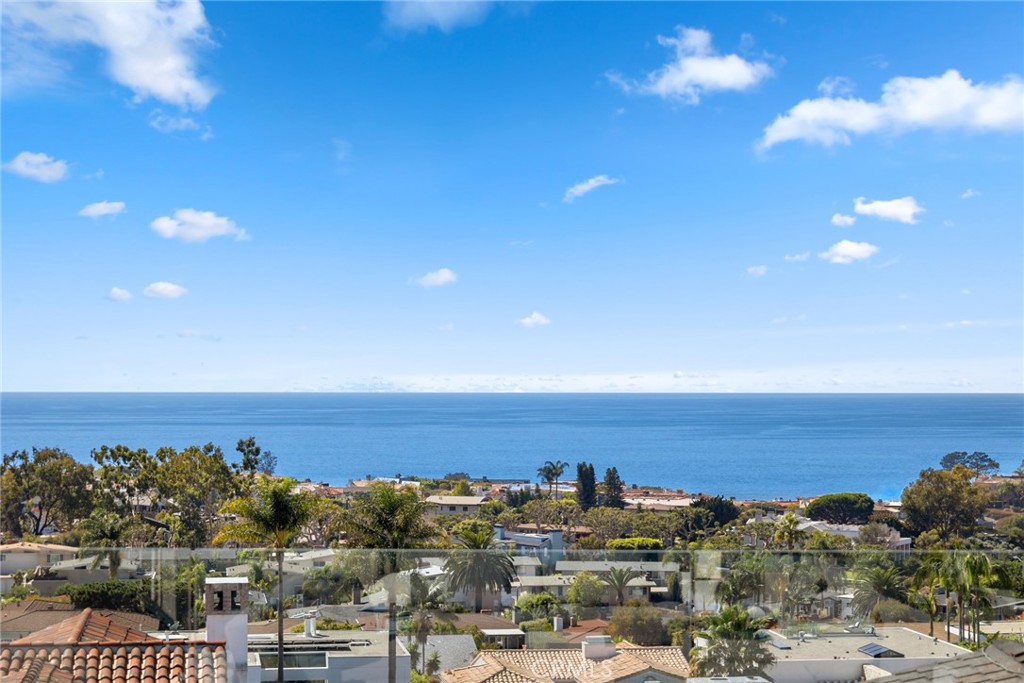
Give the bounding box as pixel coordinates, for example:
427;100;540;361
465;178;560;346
342;482;434;573
938;551;966;642
690;604;775;679
403;572;449;673
443;528;514;612
537;460;569;498
79;510;130;580
602;566;642;605
961;552;1001;645
911;554;944;638
214;477;321;683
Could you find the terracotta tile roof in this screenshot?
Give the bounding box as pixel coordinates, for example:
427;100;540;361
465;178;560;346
10;610;162;646
2;601;159;641
1;610;227;683
442;646;690;683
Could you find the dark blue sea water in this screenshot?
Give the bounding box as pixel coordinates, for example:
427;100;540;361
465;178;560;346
2;393;1022;501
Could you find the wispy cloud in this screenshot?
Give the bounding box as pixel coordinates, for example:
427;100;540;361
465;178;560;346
784;252;810;262
961;188;980;199
817;76;855;97
854;196;924;224
413;267;458;287
383;1;493;32
563;175;619;203
3;0;217;109
151;209;248;243
747;265;768;277
759;69;1024;149
819;240;879;264
143;281;187;298
831;213;856;227
107;287;132;301
3;151;69;182
178;329;221;342
516;311;550;328
333;137;353;161
608;25;773;104
149;109;199;132
79;201;126;218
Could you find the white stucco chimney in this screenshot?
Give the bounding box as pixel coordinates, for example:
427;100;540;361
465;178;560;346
206;577;249;683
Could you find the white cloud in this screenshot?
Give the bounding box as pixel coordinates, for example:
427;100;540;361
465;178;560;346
784;252;810;262
854;196;924;224
818;76;855;97
819;240;879;264
831;213;856;227
414;267;458;287
333;138;352;161
747;265;768;277
3;0;216;109
609;25;773;104
759;69;1024;149
3;151;69;182
79;201;126;218
149;110;200;133
961;188;979;199
563;175;619;203
151;209;247;243
143;281;187;298
516;311;550;328
383;1;493;32
107;287;132;301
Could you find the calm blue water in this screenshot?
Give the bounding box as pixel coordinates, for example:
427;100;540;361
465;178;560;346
2;393;1022;500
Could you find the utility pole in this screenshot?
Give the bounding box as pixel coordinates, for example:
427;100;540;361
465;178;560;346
388;600;397;683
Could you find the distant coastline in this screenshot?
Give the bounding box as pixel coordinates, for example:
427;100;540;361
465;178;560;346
3;392;1022;501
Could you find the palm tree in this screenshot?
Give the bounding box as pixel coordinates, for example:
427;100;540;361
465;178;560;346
342;482;434;573
773;513;806;551
403;572;449;673
690;604;775;679
911;554;944;637
537;460;569;498
602;566;642;605
851;562;907;618
961;552;1001;645
443;528;514;612
79;511;130;580
214;477;321;683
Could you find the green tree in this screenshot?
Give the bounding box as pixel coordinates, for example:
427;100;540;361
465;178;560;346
673;506;717;543
582;507;632;545
773;513;806;551
214;477;322;683
911;554;944;638
901;466;989;538
802;530;853;551
804;493;874;524
851;560;907;618
601;566;642;605
601;467;625;508
78;510;132;580
450;480;472;496
154;443;241;546
575;462;597;511
940;451;1000;477
342;482;435;568
1;447;94;535
566;571;604;618
236;437;277;477
443;528;515;612
607;600;668;645
691;495;739;527
689;605;774;679
521;498;560;533
537;460;569;498
516;591;561;620
90;444;156;515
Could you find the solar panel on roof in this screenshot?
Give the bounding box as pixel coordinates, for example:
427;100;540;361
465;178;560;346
858;643;904;658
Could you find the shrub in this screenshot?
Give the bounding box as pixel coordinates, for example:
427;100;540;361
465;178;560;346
519;617;554;632
56;580;152;614
606;537;664;551
871;598;924;623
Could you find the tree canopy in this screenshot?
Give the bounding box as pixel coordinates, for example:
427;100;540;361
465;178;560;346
901;466;989;538
940;451;1000;476
804;492;874;524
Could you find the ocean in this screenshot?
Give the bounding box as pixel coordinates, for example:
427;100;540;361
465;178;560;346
2;393;1022;501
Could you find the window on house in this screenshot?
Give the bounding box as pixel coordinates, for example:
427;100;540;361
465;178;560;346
462;506;469;511
449;506;456;511
47;554;62;563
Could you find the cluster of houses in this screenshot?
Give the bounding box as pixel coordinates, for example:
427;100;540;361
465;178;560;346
3;481;1023;683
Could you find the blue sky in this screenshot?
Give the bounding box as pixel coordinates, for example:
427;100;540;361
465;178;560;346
2;1;1022;392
